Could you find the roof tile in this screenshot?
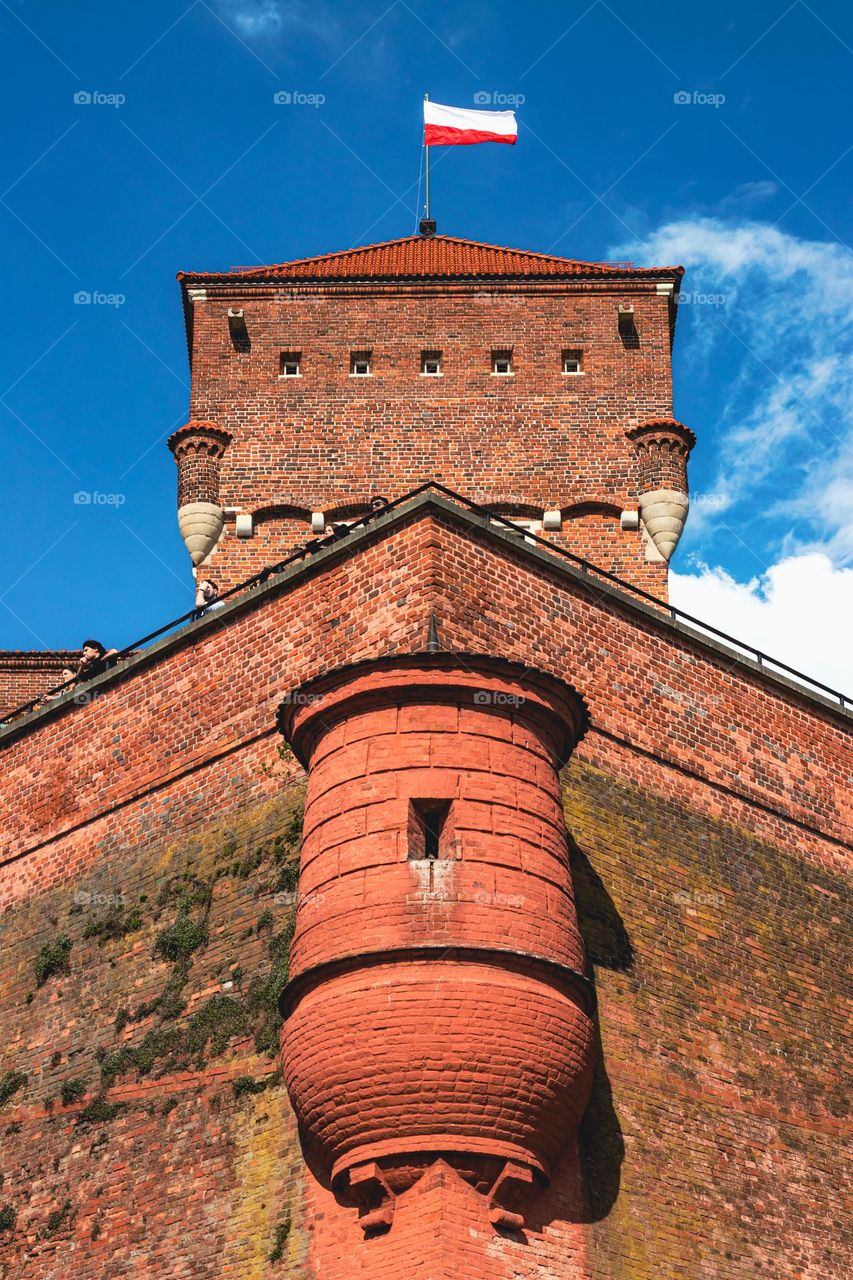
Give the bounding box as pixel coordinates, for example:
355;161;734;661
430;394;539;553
179;234;682;283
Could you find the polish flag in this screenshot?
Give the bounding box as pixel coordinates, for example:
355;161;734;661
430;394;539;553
423;100;518;147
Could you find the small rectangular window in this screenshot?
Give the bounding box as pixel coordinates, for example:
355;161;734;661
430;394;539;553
562;349;583;375
350;350;371;376
408;800;451;859
492;349;513;376
280;351;301;377
421;350;442;376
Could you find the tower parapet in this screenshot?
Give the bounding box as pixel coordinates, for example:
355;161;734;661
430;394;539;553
167;420;232;566
277;654;595;1234
626;418;696;561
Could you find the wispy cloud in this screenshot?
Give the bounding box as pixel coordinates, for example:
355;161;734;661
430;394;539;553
222;0;283;36
215;0;336;42
718;179;779;210
617;217;853;689
671;553;853;692
616;217;853;559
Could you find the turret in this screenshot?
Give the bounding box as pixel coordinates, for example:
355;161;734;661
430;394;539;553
167;420;232;566
626;419;696;561
277;654;595;1235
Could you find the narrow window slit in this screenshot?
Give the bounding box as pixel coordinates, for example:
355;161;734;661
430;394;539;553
409;800;451;860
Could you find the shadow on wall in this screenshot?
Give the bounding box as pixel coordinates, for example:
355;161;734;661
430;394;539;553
569;833;632;1224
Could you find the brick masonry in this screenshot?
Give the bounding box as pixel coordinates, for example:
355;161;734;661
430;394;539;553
0;499;849;1278
176;245;685;597
0;652;79;722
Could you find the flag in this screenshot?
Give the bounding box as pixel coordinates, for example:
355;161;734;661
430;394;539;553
423;100;518;147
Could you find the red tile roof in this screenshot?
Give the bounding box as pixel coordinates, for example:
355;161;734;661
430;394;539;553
178;235;683;284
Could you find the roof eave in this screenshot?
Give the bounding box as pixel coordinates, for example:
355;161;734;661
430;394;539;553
176;265;685;287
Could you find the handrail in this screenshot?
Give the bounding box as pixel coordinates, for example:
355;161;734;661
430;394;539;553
1;481;848;725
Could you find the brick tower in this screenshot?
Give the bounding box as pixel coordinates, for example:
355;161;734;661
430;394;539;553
278;656;594;1240
171;233;691;598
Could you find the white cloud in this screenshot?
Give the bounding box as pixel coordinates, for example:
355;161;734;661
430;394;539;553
614;218;853;695
226;0;283;37
718;180;779;210
216;0;336;41
670;553;853;694
615;218;853;559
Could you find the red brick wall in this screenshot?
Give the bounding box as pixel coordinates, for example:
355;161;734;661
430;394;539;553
0;503;849;1278
0;652;78;721
182;281;678;596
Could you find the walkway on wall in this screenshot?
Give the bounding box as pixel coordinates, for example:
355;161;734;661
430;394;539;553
1;481;848;728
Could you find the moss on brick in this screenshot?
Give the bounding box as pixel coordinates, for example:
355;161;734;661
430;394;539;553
153;911;208;964
0;1205;16;1233
83;906;143;945
59;1077;87;1106
0;1071;27;1109
232;1074;277;1099
76;1098;124;1126
43;1200;72;1235
246;918;296;1058
34;935;72;986
269;1209;291;1263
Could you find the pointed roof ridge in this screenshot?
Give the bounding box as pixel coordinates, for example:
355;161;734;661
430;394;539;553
178;232;683;284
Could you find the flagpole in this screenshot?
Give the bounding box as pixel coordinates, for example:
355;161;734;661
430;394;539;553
424;92;431;220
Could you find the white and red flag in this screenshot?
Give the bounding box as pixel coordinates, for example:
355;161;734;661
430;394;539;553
423;100;518;147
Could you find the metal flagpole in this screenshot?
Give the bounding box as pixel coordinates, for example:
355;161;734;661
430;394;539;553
424;92;430;220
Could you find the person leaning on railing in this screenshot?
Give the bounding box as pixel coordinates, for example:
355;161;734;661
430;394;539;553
76;639;118;682
194;578;225;618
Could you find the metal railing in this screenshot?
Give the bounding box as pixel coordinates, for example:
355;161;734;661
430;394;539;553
1;481;848;726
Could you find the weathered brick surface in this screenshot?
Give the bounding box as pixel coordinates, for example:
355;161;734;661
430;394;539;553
181;273;680;596
0;769;309;1278
0;502;849;1278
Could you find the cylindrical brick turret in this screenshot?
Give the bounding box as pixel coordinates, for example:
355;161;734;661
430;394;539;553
167;420;232;566
626;419;696;561
277;655;595;1233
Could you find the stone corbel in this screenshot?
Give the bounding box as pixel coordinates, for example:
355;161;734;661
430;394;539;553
488;1160;535;1230
348;1161;395;1234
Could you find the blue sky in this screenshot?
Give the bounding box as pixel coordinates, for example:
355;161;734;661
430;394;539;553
1;0;851;689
